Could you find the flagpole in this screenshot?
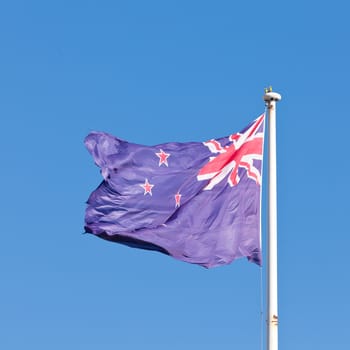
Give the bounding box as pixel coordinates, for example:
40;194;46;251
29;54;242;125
263;89;281;350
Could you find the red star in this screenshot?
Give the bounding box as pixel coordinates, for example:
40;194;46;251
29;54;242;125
140;178;154;196
156;149;170;166
175;192;182;208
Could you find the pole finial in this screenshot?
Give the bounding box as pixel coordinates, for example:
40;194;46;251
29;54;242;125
263;87;282;103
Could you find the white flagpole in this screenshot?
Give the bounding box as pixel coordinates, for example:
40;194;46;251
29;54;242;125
263;89;281;350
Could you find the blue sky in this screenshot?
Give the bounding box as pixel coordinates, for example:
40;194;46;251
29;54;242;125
1;1;349;349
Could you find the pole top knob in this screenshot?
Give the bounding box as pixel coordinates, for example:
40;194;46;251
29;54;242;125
263;87;282;102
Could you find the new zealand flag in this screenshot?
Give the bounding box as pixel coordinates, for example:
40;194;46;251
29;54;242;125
84;114;264;268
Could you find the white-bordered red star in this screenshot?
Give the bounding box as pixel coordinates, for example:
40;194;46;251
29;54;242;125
156;149;170;167
140;178;154;195
175;192;182;208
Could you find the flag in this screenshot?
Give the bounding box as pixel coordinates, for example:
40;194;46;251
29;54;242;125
84;114;265;268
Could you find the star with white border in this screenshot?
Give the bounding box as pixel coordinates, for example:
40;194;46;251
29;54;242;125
140;178;154;196
175;192;182;208
156;149;170;167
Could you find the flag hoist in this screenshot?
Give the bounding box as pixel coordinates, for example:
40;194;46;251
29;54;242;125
264;88;282;350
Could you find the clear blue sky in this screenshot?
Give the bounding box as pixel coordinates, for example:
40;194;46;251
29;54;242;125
1;1;349;349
